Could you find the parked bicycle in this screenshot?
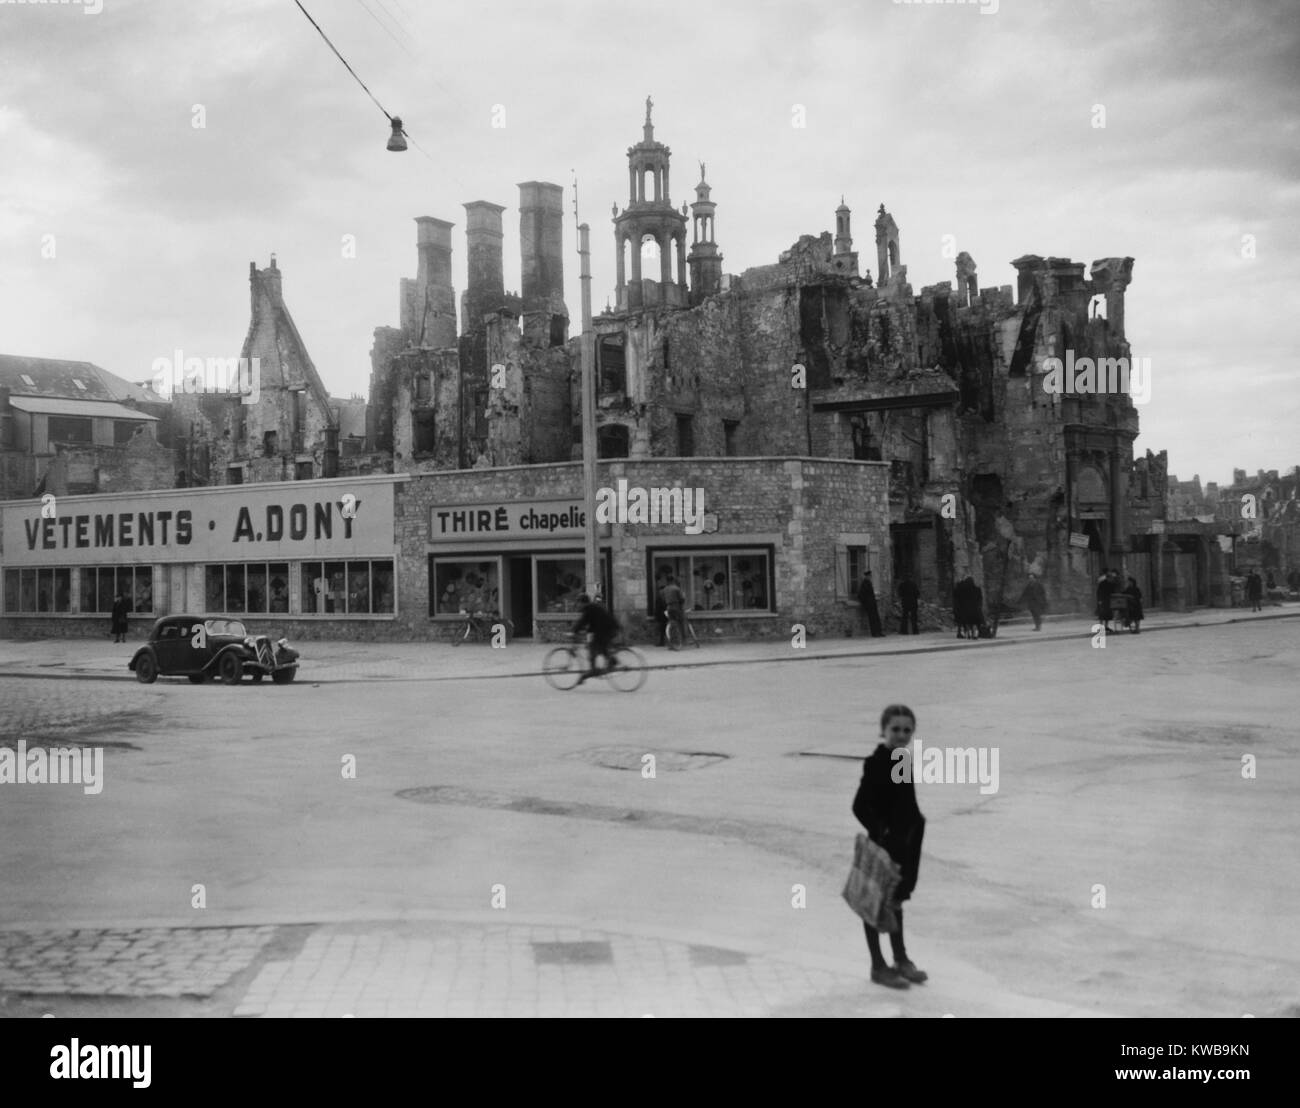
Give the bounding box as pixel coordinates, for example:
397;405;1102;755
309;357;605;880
663;609;701;650
543;634;646;691
451;609;515;646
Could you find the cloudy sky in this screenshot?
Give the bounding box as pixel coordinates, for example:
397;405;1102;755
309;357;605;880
1;0;1296;488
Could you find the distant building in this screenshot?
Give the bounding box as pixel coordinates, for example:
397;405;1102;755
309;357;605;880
0;354;172;501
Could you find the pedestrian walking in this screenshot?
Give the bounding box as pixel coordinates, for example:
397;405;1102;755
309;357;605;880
971;579;988;637
852;704;927;989
110;591;129;644
1020;574;1046;630
1246;570;1263;612
898;575;920;635
1123;576;1143;633
857;571;884;638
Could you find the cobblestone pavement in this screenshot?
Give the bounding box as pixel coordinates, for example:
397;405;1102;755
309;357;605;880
0;922;875;1018
0;676;158;744
0;927;276;998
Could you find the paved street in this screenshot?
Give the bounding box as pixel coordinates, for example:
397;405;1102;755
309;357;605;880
1;607;1297;1018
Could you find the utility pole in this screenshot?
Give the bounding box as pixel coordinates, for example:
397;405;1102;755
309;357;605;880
579;221;599;598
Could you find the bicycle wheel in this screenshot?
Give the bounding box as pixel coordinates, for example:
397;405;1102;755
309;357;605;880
451;620;472;646
543;646;583;690
685;620;701;648
664;620;681;651
606;647;647;692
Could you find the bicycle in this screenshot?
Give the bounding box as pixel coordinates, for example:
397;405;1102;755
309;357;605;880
663;608;701;651
451;609;515;646
543;634;646;691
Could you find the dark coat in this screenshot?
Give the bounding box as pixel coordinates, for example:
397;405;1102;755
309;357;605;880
1246;573;1263;599
1097;575;1116;619
852;743;926;902
1123;583;1143;622
110;598;130;635
1021;578;1046;614
573;602;619;640
952;578;975;625
899;579;920;608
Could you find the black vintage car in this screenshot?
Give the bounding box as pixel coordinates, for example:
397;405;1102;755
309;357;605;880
128;615;300;685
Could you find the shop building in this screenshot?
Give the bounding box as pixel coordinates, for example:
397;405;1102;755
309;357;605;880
1;458;890;642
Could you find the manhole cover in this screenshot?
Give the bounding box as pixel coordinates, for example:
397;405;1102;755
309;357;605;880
566;746;729;772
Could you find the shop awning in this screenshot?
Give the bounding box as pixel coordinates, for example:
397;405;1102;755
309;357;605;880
7;396;159;421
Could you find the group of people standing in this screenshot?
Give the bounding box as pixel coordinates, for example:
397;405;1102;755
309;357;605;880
855;572;923;638
1095;569;1143;633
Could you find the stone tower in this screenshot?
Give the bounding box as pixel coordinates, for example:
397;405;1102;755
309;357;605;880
832;197;859;278
687;163;723;305
612;97;688;312
875;204;903;286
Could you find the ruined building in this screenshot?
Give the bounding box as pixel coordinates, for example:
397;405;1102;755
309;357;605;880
171;257;342;486
365;102;1194;618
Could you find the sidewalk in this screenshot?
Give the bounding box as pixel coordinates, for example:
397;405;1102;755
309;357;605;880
0;912;1099;1019
1;603;1295;684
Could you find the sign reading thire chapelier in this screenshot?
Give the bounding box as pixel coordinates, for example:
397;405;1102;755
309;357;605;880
0;481;397;567
432;500;586;543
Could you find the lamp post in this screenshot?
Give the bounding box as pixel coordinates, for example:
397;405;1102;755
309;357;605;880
579;222;599;597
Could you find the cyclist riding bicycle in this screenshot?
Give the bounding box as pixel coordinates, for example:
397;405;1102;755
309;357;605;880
571;592;620;684
661;575;687;646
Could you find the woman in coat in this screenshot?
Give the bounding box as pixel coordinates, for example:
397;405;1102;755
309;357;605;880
109;591;129;644
852;704;928;989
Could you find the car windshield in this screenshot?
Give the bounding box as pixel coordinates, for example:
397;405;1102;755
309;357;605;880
204;619;248;637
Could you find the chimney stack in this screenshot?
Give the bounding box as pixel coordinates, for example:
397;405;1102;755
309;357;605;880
462;201;506;331
414;216;457;347
518;181;566;314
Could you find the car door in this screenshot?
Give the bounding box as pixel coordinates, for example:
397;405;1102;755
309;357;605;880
151;623;185;673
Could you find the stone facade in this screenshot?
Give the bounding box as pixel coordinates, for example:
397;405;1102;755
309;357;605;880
0;459;889;643
171;258;340;487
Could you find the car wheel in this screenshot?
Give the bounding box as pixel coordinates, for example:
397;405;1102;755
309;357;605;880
271;668;296;685
218;651;243;685
187;674;207;685
135;654;158;684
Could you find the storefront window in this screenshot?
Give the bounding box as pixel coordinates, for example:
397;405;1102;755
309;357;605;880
246;564;267;614
205;562;291;614
2;568;72;613
535;558;587;615
225;565;246;613
301;559;395;615
68;566;151;614
433;558;501;615
372;565;394;613
650;549;771;613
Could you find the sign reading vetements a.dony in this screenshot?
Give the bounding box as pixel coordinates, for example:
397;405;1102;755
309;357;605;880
0;481;397;567
432;500;586;543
